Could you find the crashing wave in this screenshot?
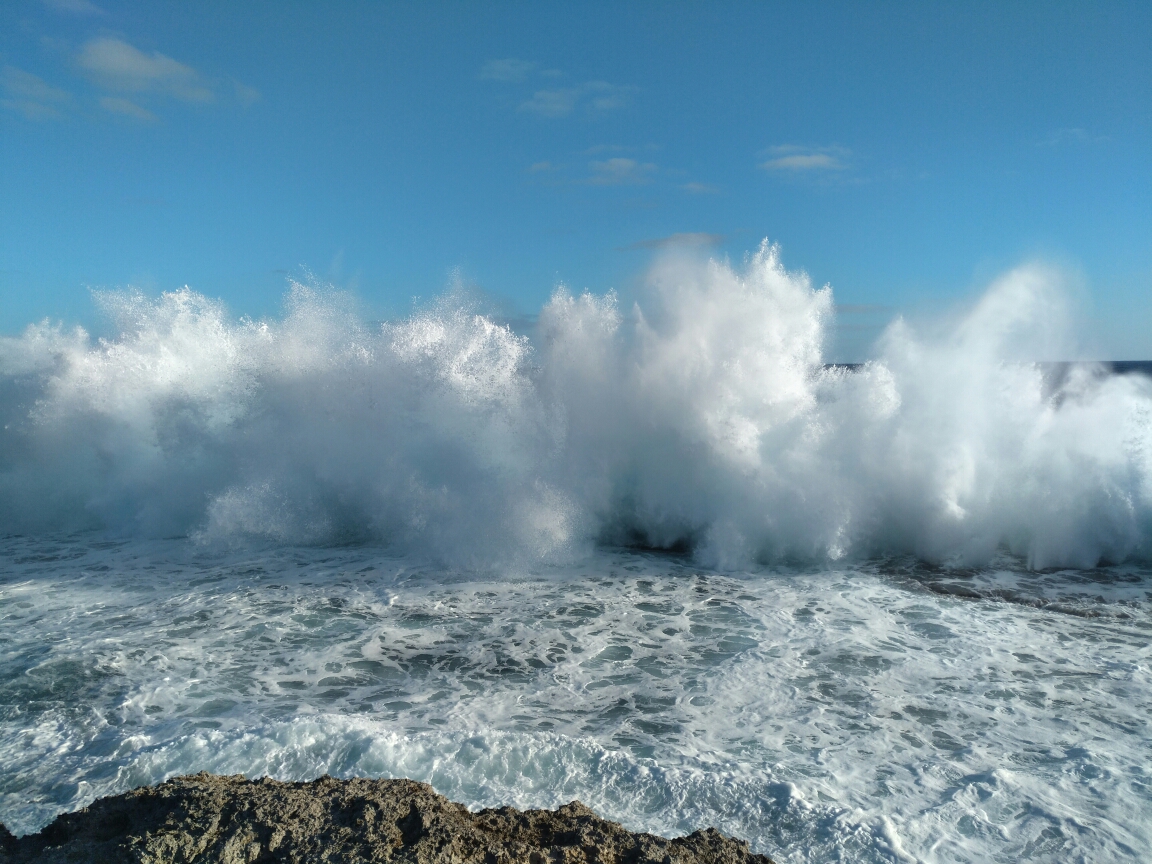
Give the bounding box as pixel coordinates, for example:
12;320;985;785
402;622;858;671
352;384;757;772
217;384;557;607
1;241;1149;568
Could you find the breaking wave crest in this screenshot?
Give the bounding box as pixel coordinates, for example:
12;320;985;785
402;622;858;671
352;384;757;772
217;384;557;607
2;242;1150;568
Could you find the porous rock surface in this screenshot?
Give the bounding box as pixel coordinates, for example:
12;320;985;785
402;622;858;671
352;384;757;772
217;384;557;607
0;773;775;864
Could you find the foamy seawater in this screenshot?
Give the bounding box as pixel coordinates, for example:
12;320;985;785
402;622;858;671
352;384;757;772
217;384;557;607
1;536;1149;862
2;244;1151;861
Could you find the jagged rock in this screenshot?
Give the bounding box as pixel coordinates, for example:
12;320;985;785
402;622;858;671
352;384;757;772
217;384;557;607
0;773;775;864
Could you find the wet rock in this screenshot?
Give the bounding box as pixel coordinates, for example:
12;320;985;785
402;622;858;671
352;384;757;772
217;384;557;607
0;773;775;864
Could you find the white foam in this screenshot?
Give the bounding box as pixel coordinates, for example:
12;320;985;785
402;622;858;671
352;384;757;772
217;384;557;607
1;540;1148;861
2;243;1150;567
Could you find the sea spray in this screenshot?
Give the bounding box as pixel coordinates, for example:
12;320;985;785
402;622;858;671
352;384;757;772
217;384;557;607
1;241;1149;567
2;242;1152;860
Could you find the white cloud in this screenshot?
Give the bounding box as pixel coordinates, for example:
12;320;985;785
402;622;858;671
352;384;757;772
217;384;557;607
760;145;850;172
480;59;566;84
520;88;578;118
583;81;632;111
480;58;536;82
41;0;103;14
527;160;557;173
764;153;842;170
1;66;71;120
520;81;637;118
586;157;656;185
681;182;720;194
99;95;156;122
2;66;71;102
78;37;214;103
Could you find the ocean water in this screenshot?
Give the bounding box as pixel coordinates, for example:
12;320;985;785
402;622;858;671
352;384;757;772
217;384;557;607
1;244;1150;862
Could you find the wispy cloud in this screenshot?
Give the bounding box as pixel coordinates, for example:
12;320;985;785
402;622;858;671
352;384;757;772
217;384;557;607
99;95;156;122
3;67;71;102
480;58;536;83
1;65;71;120
1039;127;1110;147
78;37;214;103
583;82;634;112
233;81;261;106
621;232;724;251
480;59;636;119
585;157;656;185
527;160;558;173
681;182;720;194
519;88;577;118
41;0;104;14
765;153;842;170
520;81;637;118
760;144;850;172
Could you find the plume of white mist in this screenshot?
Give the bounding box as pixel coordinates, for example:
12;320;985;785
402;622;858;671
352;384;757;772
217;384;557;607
0;247;1149;570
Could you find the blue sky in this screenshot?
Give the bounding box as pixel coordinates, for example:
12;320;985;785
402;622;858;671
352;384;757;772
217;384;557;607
2;0;1149;360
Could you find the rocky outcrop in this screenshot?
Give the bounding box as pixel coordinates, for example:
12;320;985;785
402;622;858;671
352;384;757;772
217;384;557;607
0;773;775;864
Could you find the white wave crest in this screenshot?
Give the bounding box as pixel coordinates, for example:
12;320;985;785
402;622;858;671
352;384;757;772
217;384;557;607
1;242;1149;568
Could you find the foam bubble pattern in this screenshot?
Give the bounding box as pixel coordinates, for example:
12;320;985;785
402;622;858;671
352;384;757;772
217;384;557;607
1;537;1149;862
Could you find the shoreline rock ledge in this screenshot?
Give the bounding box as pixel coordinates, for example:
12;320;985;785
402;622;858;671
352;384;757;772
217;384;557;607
0;773;776;864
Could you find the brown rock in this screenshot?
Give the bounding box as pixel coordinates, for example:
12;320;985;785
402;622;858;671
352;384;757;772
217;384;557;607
0;773;775;864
